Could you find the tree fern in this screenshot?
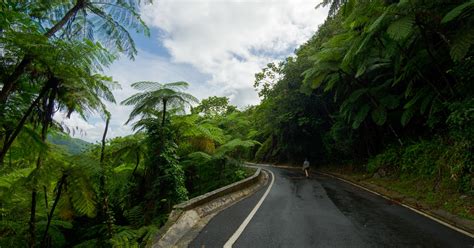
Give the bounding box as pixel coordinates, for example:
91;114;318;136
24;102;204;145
109;224;159;248
386;16;415;41
55;157;100;219
124;205;144;228
72;239;98;248
186;151;213;162
215;138;260;157
122;81;198;127
449;27;474;62
317;0;349;17
69;176;96;217
441;0;474;23
37;219;72;247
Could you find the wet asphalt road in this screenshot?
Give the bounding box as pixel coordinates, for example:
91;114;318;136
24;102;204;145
190;166;474;248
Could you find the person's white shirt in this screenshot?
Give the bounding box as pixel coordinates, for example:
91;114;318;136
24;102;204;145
303;159;310;169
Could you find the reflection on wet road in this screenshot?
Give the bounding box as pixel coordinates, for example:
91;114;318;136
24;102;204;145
191;166;474;248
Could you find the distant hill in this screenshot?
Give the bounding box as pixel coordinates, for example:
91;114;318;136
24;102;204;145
47;132;92;155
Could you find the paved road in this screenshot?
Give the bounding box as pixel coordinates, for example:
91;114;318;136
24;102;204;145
190;166;474;248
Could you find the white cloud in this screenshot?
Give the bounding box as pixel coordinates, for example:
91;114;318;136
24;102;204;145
55;51;209;142
56;1;328;142
142;0;328;106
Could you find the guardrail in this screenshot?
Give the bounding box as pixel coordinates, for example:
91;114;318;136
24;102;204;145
152;166;263;248
174;167;261;211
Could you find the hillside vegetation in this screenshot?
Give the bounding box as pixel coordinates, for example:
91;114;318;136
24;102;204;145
248;0;474;218
0;1;256;246
0;0;473;247
48;132;92;155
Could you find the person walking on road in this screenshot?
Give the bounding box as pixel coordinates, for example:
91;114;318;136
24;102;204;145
302;158;310;178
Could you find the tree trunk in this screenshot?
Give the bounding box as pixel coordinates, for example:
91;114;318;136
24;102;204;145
40;174;67;248
100;117;109;163
99;116;114;239
28;189;38;248
161;99;167;127
0;83;51;165
44;0;86;38
43;186;49;214
132;152;140;176
0;58;32;105
388;124;404;147
28;121;49;248
28;86;57;248
1;129;12;164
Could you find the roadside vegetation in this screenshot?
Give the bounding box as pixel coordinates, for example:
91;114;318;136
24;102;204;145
0;1;257;247
248;0;474;219
1;0;473;247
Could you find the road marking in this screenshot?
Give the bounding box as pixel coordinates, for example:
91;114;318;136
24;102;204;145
223;169;275;248
246;162;298;170
317;171;474;239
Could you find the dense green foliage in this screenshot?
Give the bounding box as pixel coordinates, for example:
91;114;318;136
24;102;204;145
48;132;92;155
250;0;473;194
0;1;257;247
1;0;473;246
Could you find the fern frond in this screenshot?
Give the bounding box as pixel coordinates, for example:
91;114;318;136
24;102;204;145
110;226;140;248
441;0;474;23
449;27;474;62
387;16;414;41
123;205;144;227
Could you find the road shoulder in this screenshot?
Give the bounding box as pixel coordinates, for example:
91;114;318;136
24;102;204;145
317;169;474;237
176;171;269;247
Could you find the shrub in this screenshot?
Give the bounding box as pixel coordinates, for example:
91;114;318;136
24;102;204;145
366;146;401;174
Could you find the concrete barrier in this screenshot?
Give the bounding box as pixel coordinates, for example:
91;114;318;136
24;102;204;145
174;167;261;211
152;166;264;248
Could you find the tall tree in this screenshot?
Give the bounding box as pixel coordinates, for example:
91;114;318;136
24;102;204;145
0;0;149;104
193;96;234;117
0;40;117;164
121;81;198;128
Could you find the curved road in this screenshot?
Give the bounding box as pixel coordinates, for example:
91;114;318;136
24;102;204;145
190;165;474;247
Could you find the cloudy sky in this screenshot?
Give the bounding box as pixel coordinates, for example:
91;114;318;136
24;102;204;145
57;0;329;143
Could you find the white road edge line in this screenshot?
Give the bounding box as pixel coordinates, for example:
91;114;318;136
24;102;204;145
318;171;474;239
223;169;275;248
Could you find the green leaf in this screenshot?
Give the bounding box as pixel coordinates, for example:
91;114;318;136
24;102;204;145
441;0;474;23
450;28;474;62
347;88;367;103
401;108;415;126
368;11;388;33
324;74;340;92
352;104;370;129
371;106;387;126
404;87;429;109
380;95;400;110
310;73;327;89
404;81;414;98
387;16;415;41
420;95;433;114
355;64;366;78
398;0;410;7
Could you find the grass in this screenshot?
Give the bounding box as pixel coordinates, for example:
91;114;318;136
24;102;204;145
319;164;474;220
374;177;474;220
244;166;257;177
